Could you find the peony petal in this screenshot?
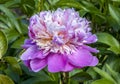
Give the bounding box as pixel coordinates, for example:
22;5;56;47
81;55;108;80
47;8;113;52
32;50;45;59
48;53;67;72
89;56;99;66
85;34;97;44
68;48;97;67
82;45;99;53
22;39;35;49
23;60;31;68
62;63;74;72
30;58;47;72
20;46;38;60
21;45;45;60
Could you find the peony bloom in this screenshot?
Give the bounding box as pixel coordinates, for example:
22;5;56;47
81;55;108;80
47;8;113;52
21;8;99;73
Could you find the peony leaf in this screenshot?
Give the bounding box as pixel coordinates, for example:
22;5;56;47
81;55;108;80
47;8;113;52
92;78;114;84
71;72;92;82
109;4;120;25
4;57;22;75
0;74;14;84
20;77;57;84
93;67;116;83
97;33;120;54
80;1;105;19
105;64;120;83
56;0;83;9
3;28;20;42
111;0;120;2
0;5;22;34
11;36;26;49
0;30;7;58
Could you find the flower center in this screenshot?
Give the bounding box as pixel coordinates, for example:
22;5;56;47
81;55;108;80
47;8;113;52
34;29;77;55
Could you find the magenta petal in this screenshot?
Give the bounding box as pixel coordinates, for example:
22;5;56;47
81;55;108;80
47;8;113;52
20;46;38;60
85;34;97;44
48;54;67;72
62;63;74;72
68;48;97;67
22;39;35;49
32;50;45;59
30;58;47;72
23;60;31;68
82;45;99;53
29;29;35;39
89;56;98;66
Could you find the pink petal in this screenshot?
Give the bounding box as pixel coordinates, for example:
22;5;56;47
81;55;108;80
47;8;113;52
48;53;67;72
85;34;97;44
89;56;99;66
21;46;45;60
82;45;99;53
30;58;47;72
20;46;38;60
68;48;98;67
62;63;74;72
32;50;45;59
23;60;31;68
22;39;35;49
29;28;35;39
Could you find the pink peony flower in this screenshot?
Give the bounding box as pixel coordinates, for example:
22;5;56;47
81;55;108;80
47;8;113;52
21;8;99;73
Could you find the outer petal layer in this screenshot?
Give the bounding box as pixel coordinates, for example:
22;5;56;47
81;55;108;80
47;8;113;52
68;48;98;67
30;58;47;72
82;45;99;53
62;63;74;72
22;39;35;49
89;56;99;66
48;53;67;72
20;46;38;60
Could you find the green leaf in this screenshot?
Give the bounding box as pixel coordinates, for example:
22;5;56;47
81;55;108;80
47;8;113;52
69;69;83;77
11;36;26;48
80;1;100;13
97;33;120;54
0;30;7;58
92;78;114;84
0;5;22;34
20;0;35;15
108;58;120;72
0;74;14;84
4;56;22;75
93;67;116;83
3;28;20;42
111;0;120;2
36;81;57;84
106;64;118;77
0;15;8;26
21;77;56;84
70;80;78;84
0;60;7;70
106;64;120;83
56;0;83;9
4;0;20;8
4;67;20;83
80;1;105;19
109;4;120;25
79;10;87;17
48;0;59;5
0;0;11;4
107;16;120;31
71;72;92;82
56;0;105;19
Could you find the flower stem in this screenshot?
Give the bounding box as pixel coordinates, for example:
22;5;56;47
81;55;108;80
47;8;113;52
60;72;70;84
